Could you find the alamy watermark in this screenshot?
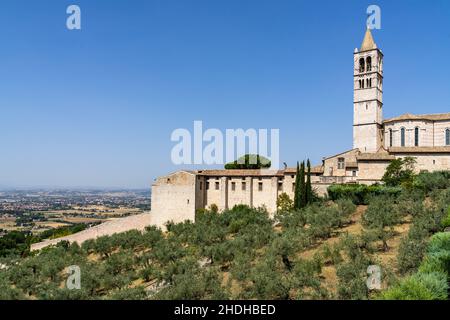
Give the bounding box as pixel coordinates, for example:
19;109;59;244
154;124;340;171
66;5;81;30
171;121;280;170
66;265;81;290
367;5;381;30
366;265;381;290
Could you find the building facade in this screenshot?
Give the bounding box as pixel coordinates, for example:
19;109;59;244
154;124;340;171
151;28;450;224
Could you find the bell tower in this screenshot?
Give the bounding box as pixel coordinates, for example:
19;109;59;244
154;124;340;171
353;28;384;153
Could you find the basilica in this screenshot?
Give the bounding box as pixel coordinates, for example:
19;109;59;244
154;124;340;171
150;28;450;225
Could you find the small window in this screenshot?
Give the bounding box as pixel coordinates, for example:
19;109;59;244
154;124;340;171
352;170;357;177
206;182;210;190
258;182;263;191
231;182;236;191
414;127;419;147
199;182;203;190
433;160;436;165
187;199;190;204
242;182;246;191
401;128;406;147
215;182;220;190
292;182;296;192
337;157;345;169
366;56;372;72
389;129;393;147
446;129;450;146
359;58;365;73
278;182;283;192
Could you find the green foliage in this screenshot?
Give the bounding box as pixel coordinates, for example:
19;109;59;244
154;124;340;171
397;234;428;275
224;154;271;169
38;224;88;240
0;231;30;257
327;184;402;205
441;207;450;229
335;235;371;300
276;192;293;212
362;196;401;251
380;272;448;300
293;159;315;210
413;171;450;194
306;159;313;205
382;156;416;187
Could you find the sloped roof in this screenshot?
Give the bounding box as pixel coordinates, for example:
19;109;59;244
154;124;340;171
356;153;395;161
196;166;325;177
196;169;283;177
384;112;450;123
389;146;450;153
360;28;377;51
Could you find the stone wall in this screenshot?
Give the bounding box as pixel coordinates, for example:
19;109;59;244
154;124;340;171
151;171;197;225
31;213;154;251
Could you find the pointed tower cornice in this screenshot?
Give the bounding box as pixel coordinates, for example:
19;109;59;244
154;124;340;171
360;27;377;51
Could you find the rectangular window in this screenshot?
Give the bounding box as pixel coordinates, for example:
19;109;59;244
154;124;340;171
292;182;296;192
258;182;263;191
215;182;220;190
389;129;393;147
337;158;345;169
415;127;419;147
401;128;405;147
352;170;357;177
278;182;283;192
242;182;246;191
231;182;236;191
206;182;210;190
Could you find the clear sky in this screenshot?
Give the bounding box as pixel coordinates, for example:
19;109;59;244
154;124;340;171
1;0;449;189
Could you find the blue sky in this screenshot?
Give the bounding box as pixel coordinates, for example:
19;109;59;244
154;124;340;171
0;0;449;188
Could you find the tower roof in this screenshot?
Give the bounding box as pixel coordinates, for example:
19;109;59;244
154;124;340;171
360;28;377;51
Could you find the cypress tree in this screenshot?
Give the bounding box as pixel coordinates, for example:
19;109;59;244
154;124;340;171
299;161;306;208
306;159;312;204
294;162;301;209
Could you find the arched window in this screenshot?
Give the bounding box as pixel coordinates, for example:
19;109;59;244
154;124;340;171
446;129;450;146
415;127;419;147
366;56;372;72
389;129;393;147
401;127;405;147
359;58;365;73
359;80;362;89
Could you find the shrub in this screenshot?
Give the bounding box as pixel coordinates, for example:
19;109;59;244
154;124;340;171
380;272;448;300
224;154;271;169
427;232;450;254
327;184;402;205
440;207;450;229
419;251;450;275
414;171;450;194
397;236;428;275
276;192;294;212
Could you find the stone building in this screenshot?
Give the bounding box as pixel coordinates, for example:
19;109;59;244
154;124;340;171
151;27;450;224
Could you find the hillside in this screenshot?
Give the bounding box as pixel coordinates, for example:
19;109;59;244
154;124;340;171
0;172;449;300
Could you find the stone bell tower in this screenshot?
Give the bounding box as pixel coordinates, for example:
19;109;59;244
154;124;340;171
353;28;384;153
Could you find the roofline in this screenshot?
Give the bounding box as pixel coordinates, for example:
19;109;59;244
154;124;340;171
384;113;450;123
323;148;359;161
